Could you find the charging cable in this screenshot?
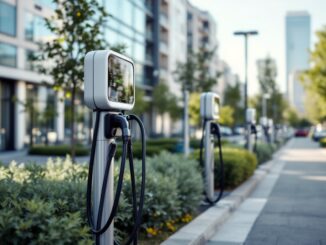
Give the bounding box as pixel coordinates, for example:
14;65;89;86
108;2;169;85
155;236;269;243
199;120;225;205
86;111;146;245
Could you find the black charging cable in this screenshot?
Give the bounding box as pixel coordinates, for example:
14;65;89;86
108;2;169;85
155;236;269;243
251;124;258;153
199;120;225;205
86;111;146;245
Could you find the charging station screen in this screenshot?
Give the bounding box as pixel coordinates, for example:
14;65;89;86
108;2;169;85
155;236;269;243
108;55;134;104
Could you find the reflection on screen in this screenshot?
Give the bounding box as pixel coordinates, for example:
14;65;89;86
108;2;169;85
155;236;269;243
108;55;134;104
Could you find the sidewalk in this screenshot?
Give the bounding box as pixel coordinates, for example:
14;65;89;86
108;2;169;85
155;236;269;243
207;138;326;244
0;150;89;165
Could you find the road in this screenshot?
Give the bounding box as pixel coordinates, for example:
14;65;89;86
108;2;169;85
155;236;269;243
207;138;326;245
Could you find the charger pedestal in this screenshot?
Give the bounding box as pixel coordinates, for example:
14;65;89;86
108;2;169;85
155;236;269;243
204;120;215;202
93;111;114;245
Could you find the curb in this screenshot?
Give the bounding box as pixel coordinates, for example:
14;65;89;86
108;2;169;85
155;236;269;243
162;146;285;245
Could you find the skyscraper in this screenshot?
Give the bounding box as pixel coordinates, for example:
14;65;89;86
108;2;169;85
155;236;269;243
286;11;311;114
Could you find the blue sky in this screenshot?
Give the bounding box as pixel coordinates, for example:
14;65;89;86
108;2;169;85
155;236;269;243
190;0;326;95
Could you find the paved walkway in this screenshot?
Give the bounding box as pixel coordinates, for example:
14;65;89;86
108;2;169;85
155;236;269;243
207;138;326;245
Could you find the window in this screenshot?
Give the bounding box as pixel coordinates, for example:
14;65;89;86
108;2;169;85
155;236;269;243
134;7;145;34
134;42;145;62
25;12;52;43
0;42;17;67
122;0;133;27
0;1;16;36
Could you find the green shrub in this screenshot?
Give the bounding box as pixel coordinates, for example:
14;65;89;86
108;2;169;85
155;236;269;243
319;138;326;147
0;152;203;241
190;138;229;150
29;145;89;156
255;143;276;164
194;146;257;189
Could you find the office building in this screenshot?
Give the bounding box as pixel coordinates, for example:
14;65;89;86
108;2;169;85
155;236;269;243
0;0;63;151
285;11;311;115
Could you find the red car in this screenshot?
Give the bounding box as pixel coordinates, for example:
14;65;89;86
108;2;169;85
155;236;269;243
295;128;309;137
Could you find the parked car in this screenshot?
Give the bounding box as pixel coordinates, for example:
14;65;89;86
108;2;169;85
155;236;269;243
294;128;309;137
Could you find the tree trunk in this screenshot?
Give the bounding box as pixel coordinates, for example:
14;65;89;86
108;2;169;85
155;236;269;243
70;85;76;162
161;113;164;136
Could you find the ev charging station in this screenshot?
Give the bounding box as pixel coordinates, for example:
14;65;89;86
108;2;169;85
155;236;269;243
84;50;146;245
260;116;268;143
246;108;257;152
268;119;274;143
199;92;224;205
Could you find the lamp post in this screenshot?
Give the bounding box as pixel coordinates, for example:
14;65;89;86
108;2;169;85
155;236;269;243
233;30;258;123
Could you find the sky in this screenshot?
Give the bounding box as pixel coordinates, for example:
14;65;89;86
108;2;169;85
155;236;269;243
189;0;326;95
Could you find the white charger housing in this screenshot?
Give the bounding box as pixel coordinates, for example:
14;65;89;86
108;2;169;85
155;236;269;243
200;92;220;120
246;108;256;124
260;117;268;126
84;50;135;111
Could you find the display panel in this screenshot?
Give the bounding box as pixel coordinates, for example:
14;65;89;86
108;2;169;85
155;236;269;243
108;54;134;104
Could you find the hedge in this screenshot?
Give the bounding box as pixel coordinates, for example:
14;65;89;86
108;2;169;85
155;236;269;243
29;145;89;156
0;153;203;243
194;147;257;189
319;138;326;147
255;143;276;165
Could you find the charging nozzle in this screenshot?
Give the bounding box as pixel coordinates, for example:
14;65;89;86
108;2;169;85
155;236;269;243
105;114;130;142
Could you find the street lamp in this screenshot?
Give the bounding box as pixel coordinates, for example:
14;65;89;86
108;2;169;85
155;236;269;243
233;30;258;123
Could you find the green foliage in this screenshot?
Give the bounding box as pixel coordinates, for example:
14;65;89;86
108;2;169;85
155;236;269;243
219;106;234;126
301;26;326;123
255;143;276;165
194;147;257;189
253;56;287;124
35;0;108;159
0;153;203;241
319;137;326;147
174;48;219;92
29;145;89;156
132;87;149;115
152;83;181;124
136;152;203;230
223;81;244;126
188;93;201;126
0;160;92;244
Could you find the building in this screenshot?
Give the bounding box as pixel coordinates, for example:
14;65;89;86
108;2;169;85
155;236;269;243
285;11;311;115
186;1;219;84
0;0;64;151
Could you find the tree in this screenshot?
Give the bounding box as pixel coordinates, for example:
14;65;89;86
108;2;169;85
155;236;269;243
36;0;107;160
131;87;149;115
219;106;234;126
253;56;287;124
152;82;181;133
223;81;243;126
39;98;57;145
174;48;219;92
188;93;201;126
301;26;326;123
